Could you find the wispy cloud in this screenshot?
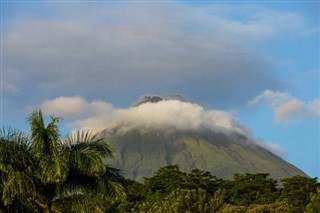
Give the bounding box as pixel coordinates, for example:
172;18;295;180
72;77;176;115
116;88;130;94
255;139;287;157
249;90;320;124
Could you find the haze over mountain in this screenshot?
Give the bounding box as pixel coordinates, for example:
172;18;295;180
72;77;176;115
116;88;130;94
96;95;307;181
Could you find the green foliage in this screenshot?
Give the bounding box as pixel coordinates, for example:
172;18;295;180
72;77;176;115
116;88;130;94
143;165;192;196
0;110;125;212
305;187;320;213
247;201;289;213
116;166;225;213
138;188;225;213
116;166;318;213
219;204;247;213
142;165;222;197
116;179;146;212
188;169;222;194
280;175;319;212
222;173;278;206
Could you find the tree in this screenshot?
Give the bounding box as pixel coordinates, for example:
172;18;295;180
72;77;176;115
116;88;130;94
0;110;125;212
138;188;226;213
223;173;278;206
143;165;191;197
116;179;146;212
247;201;289;213
305;187;320;213
219;204;247;213
0;128;40;212
280;175;318;213
188;169;222;194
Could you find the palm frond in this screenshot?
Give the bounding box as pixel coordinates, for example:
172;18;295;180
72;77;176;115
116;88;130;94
0;127;30;146
2;171;36;206
103;166;125;183
101;167;126;202
52;193;105;213
0;133;35;174
56;165;125;204
1;111;126;212
46;116;62;145
39;153;68;184
63;130;114;176
64;130;113;159
28;109;61;157
103;181;126;203
57;173;106;197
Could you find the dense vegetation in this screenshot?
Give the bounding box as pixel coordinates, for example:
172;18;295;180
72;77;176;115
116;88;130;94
0;110;125;212
116;165;319;213
0;110;319;212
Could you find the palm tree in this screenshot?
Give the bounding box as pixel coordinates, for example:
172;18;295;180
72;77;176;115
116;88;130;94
0;127;39;212
0;109;125;213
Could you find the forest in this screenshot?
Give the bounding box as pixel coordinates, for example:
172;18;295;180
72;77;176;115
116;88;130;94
0;110;319;213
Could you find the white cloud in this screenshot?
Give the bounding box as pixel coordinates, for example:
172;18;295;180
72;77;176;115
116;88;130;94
249;90;320;124
275;100;304;123
248;89;293;107
41;95;113;118
40;95;286;156
41;96;245;134
41;96;88;117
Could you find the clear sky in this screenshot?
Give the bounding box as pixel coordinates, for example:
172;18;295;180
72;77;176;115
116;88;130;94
1;1;319;178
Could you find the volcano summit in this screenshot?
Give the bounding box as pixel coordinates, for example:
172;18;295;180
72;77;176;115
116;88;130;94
98;95;306;181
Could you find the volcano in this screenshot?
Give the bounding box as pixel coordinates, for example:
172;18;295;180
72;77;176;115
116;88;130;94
99;95;307;181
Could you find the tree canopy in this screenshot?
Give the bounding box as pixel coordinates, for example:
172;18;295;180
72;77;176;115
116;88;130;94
0;110;125;213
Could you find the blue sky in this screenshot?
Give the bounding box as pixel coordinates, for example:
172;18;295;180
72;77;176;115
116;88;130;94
1;1;319;178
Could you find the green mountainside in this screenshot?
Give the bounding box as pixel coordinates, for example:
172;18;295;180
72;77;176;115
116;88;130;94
102;128;307;182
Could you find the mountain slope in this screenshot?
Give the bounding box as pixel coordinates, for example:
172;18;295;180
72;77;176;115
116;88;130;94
102;128;306;182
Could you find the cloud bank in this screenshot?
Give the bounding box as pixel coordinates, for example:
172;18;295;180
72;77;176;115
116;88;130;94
40;95;284;156
249;90;320;124
41;96;245;133
3;2;308;111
